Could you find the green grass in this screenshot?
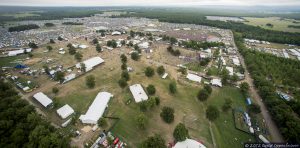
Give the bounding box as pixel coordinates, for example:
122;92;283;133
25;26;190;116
1;12;40;18
185;62;205;72
243;17;300;33
207;86;255;148
0;55;27;67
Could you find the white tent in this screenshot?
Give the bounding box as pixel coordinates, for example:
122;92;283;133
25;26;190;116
129;84;148;103
138;42;149;49
173;139;206;148
8;48;32;56
63;73;76;83
76;57;104;72
33;92;53;108
111;31;121;35
162;73;168;79
211;79;222;87
232;57;240;66
226;66;234;76
56;104;75;119
186;73;202;83
79;45;88;49
80;92;113;124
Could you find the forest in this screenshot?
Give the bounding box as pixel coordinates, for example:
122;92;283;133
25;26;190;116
8;24;40;32
115;10;300;45
234;33;300;143
0;80;69;147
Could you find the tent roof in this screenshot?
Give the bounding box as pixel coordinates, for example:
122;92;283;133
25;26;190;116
79;92;113;124
186;73;202;83
129;84;148;103
173;139;206;148
76;57;104;71
57;104;75;119
33;92;53;107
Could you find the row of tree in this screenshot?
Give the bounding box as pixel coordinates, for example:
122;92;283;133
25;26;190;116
182;40;224;50
8;24;40;32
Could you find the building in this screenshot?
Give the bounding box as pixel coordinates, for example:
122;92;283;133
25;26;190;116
79;45;88;49
138;42;149;49
173;139;206;148
63;73;76;83
211;79;222;87
8;48;32;56
76;57;104;72
162;73;168;79
80;92;113;124
33;92;53;108
226;66;234;76
111;31;121;36
129;84;148;103
186;73;202;83
232;57;240;66
56;104;75;119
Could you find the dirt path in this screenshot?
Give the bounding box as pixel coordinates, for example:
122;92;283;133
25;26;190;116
231;31;284;142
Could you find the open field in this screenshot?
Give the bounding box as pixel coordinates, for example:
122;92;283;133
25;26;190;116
1;12;41;18
243;17;300;33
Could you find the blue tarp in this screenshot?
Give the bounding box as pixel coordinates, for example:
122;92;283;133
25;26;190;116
15;64;28;69
246;98;252;105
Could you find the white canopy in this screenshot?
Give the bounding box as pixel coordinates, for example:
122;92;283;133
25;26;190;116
63;73;76;83
33;92;53;108
56;104;75;119
76;57;104;72
186;73;202;83
8;48;32;56
211;79;222;87
226;67;234;76
173;139;206;148
79;92;113;124
129;84;148;103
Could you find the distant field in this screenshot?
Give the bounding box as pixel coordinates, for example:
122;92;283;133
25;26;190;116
243;17;300;33
1;12;40;18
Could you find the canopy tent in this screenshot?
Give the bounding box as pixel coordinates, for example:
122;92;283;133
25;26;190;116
33;92;53;108
129;84;148;103
56;104;75;119
15;64;28;69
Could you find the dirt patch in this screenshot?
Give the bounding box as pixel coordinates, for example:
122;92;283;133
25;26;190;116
23;58;42;65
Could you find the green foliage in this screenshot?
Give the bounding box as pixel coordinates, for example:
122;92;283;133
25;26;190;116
46;45;53;51
155;97;160;106
222;98;232;112
146;84;156;95
121;71;130;81
206;105;220;121
44;23;55;27
80;63;86;72
167;46;180;56
96;44;102;52
204;84;212;94
135;114;147;129
169;82;177;94
57;36;63;41
107;40;117;48
141;134;166;148
120;54;127;63
28;42;38;49
86;75;95;89
118;78;128;88
173;123;189;142
157;66;165;75
74;52;83;61
178;67;187;75
139;101;148;112
197;89;209;101
52;87;59;95
240;82;249;96
160;106;174;123
145;67;155;77
131;52;140;61
98;118;107;127
121;63;127;70
92;38;99;44
62;22;83;25
221;69;230;85
248;104;261;114
199;58;211;66
54;71;65;83
8;24;39;32
49;39;55;44
183;40;224;50
68;46;76;55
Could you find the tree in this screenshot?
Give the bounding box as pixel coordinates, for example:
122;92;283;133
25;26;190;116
28;42;38;49
197;89;209;101
74;52;83;61
204;84;212;94
155;97;160;106
121;40;126;46
206;105;220;121
173;123;189;142
221;69;230;85
130;30;135;37
52;87;59;95
248;104;261;114
135;114;147;129
86;75;95;89
96;44;102;52
139;101;148;112
131;52;140;61
118;78;127;88
160;106;174;123
169;82;177;94
92;38;98;44
98;118;107;127
240;82;249;96
101;32;105;37
170;37;177;45
67;43;72;48
141;134;166;148
50;39;55;44
80;63;86;72
121;71;130;81
121;63;127;70
147;97;157;109
145;67;155;77
231;74;239;82
54;71;65;83
57;36;63;41
68;46;76;55
134;44;141;53
157;66;165;75
120;54;127;63
146;84;156;95
222;98;232;112
46;46;53;51
43;65;50;75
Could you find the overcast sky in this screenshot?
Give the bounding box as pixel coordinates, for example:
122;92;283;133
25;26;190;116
1;0;300;6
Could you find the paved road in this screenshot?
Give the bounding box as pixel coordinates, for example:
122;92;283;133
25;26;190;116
231;31;284;142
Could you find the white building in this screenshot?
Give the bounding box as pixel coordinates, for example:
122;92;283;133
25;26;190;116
79;45;88;49
173;139;206;148
56;104;75;119
76;57;104;72
63;73;76;83
111;31;121;35
232;57;240;66
80;92;113;124
8;48;32;56
226;67;234;76
211;79;222;87
138;42;149;49
33;92;53;108
129;84;148;103
186;73;202;83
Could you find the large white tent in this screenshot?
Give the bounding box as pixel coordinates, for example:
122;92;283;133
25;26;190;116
80;92;113;124
8;48;32;56
56;104;75;119
211;79;222;87
76;57;104;72
33;92;53;108
173;139;206;148
186;73;202;83
129;84;148;103
226;66;234;76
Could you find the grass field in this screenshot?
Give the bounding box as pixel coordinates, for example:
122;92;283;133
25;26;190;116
0;54;27;67
1;12;40;18
243;17;300;33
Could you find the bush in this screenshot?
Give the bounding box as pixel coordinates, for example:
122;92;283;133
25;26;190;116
118;78;127;88
86;75;95;88
146;85;156;95
157;66;165;75
141;134;166;148
197;89;209;101
173;123;189;142
92;38;99;44
131;52;140;61
121;63;127;70
121;71;130;81
155;97;160;106
135;114;147;129
50;39;55;44
222;98;232;112
98;118;107;127
169;82;177;94
248;104;261;114
120;54;127;63
139;101;148;112
46;46;53;51
145;67;155;77
74;52;83;61
160;106;174;123
204;84;212;94
96;44;102;52
52;87;59;95
206;105;220;121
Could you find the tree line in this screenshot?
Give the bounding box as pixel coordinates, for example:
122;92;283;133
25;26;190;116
8;24;40;32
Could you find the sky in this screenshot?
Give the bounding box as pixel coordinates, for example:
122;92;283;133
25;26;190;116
0;0;300;6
